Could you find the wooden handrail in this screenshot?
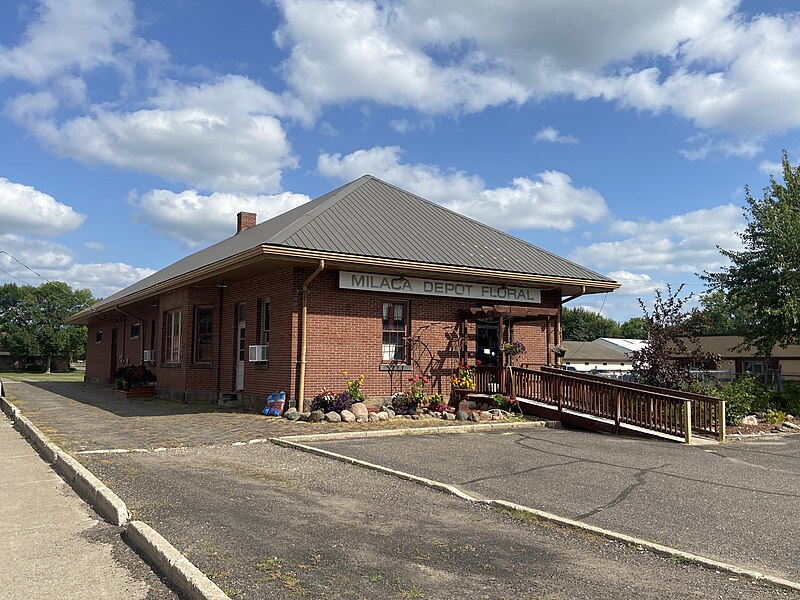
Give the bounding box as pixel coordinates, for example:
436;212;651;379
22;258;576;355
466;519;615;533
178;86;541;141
514;366;725;442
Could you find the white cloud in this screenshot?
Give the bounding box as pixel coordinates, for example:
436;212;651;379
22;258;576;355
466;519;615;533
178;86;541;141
83;241;106;253
8;77;299;194
0;233;152;297
131;188;311;247
274;0;800;137
534;126;578;144
571;204;744;274
274;0;530;114
606;271;664;297
0;177;85;236
678;134;763;160
0;0;166;84
317;145;608;230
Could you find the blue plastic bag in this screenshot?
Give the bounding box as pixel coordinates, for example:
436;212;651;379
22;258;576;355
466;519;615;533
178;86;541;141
262;391;286;416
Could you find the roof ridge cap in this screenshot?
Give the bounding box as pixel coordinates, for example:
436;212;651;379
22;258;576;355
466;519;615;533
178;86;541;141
264;175;374;244
363;175;614;283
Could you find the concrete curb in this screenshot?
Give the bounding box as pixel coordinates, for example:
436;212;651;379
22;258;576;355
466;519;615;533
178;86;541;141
489;500;800;592
1;389;231;600
275;433;800;592
277;418;560;444
1;394;130;526
126;521;230;600
271;438;480;501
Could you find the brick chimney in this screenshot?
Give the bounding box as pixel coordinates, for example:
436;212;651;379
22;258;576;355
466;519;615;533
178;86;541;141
236;211;257;234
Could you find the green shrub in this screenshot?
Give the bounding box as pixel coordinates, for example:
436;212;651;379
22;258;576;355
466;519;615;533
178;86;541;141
765;409;787;424
774;381;800;416
716;374;772;425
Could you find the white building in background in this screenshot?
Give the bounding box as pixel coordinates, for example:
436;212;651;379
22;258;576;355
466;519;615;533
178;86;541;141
562;338;645;374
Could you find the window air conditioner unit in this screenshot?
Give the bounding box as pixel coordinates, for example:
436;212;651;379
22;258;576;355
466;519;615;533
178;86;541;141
248;345;269;362
143;350;155;362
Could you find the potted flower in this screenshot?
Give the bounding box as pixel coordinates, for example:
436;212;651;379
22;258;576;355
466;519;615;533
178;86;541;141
450;364;475;390
549;343;567;357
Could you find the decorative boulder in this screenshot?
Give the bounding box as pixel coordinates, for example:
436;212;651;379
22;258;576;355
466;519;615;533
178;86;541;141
741;415;758;426
284;410;301;421
340;409;356;423
444;412;456;420
377;411;389;421
386;409;396;418
298;412;311;422
456;410;469;421
309;410;325;423
324;411;341;422
351;403;369;422
368;412;380;422
469;412;482;422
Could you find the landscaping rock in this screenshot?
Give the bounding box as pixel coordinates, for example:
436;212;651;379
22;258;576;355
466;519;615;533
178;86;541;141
741;415;758;426
351;403;369;421
324;411;341;423
456;410;469;421
783;421;800;430
377;411;389;421
410;414;420;420
368;412;380;422
309;410;325;423
340;409;356;423
386;409;396;418
480;411;493;421
284;410;301;421
444;412;456;420
298;412;311;422
469;412;481;422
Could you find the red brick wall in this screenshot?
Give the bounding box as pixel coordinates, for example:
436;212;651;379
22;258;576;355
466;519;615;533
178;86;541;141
298;270;560;406
84;266;562;408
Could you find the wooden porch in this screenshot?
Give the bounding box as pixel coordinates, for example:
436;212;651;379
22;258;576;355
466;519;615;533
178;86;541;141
469;365;726;444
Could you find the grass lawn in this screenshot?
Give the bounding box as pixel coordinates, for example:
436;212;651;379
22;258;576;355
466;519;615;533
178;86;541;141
0;370;85;383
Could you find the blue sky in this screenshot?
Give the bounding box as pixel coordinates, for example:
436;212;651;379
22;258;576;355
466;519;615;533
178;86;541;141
0;0;798;322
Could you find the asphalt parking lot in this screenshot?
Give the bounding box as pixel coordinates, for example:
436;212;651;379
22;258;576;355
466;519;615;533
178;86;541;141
5;380;799;599
81;440;792;600
310;427;800;582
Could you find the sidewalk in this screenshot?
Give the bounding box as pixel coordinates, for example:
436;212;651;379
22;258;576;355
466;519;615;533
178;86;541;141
0;415;176;599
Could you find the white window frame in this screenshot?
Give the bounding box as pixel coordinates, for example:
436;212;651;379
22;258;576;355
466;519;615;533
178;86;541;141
165;310;182;364
259;299;270;362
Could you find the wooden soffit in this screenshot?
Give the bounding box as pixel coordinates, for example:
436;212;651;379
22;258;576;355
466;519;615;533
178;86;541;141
462;305;560;319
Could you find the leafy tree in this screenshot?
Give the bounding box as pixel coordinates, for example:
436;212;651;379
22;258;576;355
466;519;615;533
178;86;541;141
561;306;621;341
704;151;800;357
629;285;719;389
0;282;95;371
686;290;749;335
620;317;648;339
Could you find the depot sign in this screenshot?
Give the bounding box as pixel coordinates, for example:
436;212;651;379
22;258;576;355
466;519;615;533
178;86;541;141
338;271;542;303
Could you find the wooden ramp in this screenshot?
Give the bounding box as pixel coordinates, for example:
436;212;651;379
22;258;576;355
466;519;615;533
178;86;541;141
510;367;726;445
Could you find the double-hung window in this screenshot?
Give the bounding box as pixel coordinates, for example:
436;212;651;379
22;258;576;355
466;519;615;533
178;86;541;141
382;302;409;363
194;307;213;363
259;299;270;362
165;310;182;364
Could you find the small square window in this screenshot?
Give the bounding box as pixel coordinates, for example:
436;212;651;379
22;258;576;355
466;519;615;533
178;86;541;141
130;323;141;339
95;330;103;343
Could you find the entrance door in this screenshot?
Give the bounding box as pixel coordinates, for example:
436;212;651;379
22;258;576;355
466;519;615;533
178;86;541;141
109;328;119;383
236;304;246;391
476;318;499;366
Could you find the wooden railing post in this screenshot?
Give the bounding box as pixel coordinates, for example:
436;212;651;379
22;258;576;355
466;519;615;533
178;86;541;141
718;401;726;443
615;389;622;434
684;400;692;445
507;366;515;398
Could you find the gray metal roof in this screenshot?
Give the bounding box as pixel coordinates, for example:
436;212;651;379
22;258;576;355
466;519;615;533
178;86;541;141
79;175;615;317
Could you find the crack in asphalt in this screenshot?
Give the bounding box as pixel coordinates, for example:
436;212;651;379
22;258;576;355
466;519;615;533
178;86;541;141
495;433;800;500
574;465;660;520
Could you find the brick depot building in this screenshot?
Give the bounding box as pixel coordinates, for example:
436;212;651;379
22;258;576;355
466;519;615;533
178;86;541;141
68;176;619;412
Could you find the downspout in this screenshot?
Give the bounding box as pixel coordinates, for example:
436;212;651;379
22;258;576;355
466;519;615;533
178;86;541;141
297;260;324;412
